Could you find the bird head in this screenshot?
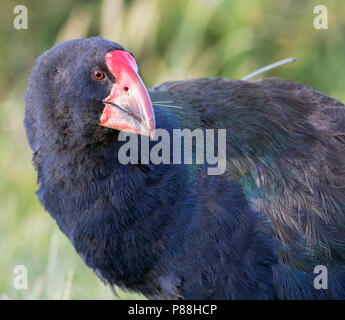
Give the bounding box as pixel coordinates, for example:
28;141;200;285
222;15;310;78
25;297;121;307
25;37;155;149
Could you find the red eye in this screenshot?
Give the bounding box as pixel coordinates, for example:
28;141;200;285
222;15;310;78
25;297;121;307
93;70;105;80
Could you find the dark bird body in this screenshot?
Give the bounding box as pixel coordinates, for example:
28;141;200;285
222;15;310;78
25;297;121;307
24;37;345;299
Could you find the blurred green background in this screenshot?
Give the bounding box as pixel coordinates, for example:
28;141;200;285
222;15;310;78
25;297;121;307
0;0;344;299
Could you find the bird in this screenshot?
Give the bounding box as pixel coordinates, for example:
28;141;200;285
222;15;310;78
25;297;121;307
24;37;345;299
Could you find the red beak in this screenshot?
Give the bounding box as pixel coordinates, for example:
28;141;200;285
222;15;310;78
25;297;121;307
99;50;155;138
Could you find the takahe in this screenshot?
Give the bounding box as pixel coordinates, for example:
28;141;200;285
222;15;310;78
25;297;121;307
24;37;345;299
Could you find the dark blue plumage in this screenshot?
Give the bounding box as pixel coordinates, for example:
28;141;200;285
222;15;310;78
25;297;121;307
24;37;345;299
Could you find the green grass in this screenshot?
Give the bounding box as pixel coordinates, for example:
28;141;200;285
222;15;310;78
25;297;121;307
1;0;345;299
